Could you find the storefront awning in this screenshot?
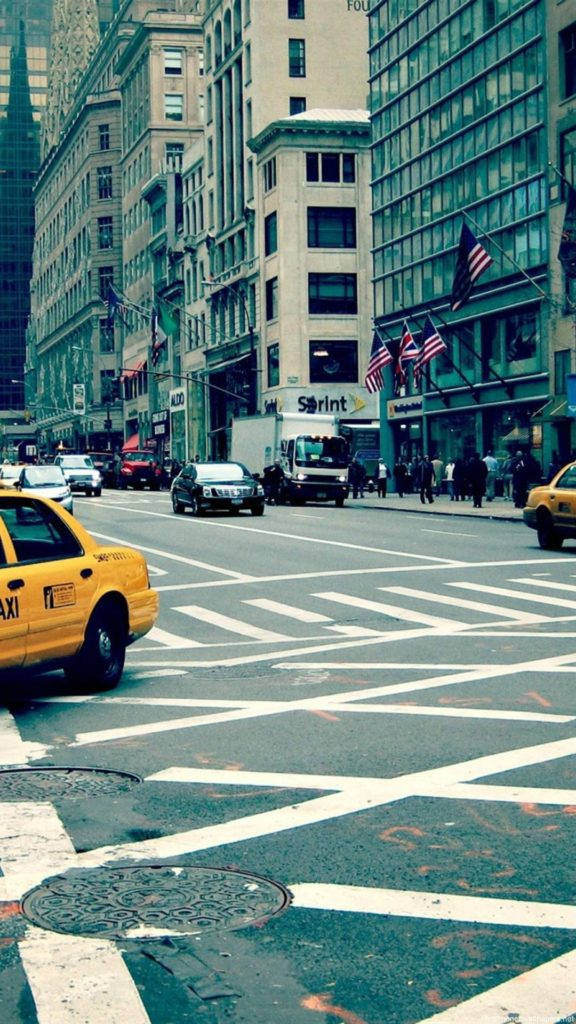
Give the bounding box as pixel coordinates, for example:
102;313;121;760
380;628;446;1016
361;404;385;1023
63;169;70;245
530;398;568;421
122;433;140;452
502;426;531;443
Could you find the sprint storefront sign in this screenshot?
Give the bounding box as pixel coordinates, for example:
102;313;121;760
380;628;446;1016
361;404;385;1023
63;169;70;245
262;386;378;418
169;387;188;462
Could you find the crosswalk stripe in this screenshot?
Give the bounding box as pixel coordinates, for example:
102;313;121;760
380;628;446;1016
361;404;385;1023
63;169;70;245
450;581;576;610
382;585;546;623
147;626;204;649
174;603;291;641
511;577;576;593
243;598;333;623
325;625;385;636
313;591;465;629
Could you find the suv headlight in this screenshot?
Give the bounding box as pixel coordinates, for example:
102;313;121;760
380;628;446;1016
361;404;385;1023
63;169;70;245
256;484;264;495
296;473;307;481
338;475;347;482
202;486;212;496
92;472;101;484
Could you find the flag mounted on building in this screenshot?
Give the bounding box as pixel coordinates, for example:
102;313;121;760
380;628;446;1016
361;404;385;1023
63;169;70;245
364;329;393;394
450;223;493;311
559;185;576;279
157;297;179;335
151;309;168;367
395;320;419;394
413;316;448;388
106;285;131;328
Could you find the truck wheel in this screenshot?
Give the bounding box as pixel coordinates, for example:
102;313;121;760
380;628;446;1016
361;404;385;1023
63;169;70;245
93;488;101;497
64;605;125;691
335;496;345;508
251;503;265;516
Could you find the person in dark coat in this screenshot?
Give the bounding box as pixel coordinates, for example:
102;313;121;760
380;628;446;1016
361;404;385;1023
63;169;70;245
348;457;366;499
263;460;285;504
511;451;529;508
452;457;466;501
418;455;435;504
394;459;408;497
467;452;488;508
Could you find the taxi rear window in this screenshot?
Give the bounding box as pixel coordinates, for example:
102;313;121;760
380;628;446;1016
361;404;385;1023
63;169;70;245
0;499;83;563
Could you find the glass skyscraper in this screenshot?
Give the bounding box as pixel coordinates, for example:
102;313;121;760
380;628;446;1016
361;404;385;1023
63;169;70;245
369;0;549;466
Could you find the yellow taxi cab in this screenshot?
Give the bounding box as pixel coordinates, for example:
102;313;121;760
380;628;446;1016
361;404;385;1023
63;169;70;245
523;461;576;550
0;491;158;689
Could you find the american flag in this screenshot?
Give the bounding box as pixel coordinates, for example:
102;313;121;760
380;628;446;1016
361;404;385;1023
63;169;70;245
106;285;131;328
151;309;168;367
450;223;493;311
364;329;393;394
395;320;419;392
413;316;447;387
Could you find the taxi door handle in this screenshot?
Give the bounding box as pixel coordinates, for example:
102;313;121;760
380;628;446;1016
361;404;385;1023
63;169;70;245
7;578;24;591
80;568;93;579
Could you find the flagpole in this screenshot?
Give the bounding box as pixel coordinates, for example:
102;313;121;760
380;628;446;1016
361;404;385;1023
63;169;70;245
548;161;574;191
462;210;549;303
424;307;514;397
409;314;480;401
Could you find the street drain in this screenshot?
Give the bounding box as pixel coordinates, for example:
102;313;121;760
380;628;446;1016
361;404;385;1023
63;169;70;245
21;865;292;939
0;766;142;801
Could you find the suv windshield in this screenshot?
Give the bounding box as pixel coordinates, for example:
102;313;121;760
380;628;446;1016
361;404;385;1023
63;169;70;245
194;463;248;482
124;452;155;463
294;436;349;469
22;467;66;487
59;456;94;469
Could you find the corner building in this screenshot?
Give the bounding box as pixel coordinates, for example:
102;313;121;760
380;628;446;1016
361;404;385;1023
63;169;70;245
370;0;549;468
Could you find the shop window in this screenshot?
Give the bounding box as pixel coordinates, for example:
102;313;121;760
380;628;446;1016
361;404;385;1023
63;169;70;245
264;212;277;256
267;342;280;387
308;273;357;315
307;207;356;248
309;340;358;383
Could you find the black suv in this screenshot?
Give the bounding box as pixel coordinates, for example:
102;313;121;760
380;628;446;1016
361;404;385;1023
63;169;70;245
171;461;265;516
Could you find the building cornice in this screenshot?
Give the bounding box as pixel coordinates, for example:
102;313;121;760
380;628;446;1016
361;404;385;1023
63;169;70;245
249;117;371;155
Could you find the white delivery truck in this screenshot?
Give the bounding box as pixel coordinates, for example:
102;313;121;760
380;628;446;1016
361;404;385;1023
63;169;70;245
230;413;350;506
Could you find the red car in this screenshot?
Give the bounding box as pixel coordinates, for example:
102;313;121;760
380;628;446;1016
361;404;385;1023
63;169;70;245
120;451;162;490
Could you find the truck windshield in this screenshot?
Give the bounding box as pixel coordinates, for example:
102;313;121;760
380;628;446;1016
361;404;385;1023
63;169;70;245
294;436;349;469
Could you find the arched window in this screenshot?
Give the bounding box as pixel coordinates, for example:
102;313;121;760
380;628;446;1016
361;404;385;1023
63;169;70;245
205;34;212;70
214;22;222;66
233;0;242;45
223;9;232;57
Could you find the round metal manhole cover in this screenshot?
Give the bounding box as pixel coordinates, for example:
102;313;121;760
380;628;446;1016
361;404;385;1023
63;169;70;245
21;865;292;939
0;767;142;801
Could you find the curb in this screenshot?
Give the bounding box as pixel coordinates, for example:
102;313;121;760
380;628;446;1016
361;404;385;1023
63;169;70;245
351;500;523;524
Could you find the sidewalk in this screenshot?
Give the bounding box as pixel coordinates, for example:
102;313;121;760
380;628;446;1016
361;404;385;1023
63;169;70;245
352;490;523;521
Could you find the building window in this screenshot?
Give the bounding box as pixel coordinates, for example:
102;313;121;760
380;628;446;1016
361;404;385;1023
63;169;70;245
266;276;278;320
164;94;183;121
98;216;114;249
98;267;114;299
288;0;305;17
163;48;183;75
165;142;184;171
99;318;114;353
289;39;306;77
264;212;277;256
267;342;280;387
505;309;539;364
309;340;358;383
307;207;356;248
305;152;355;183
561;126;576;189
97;166;113;199
555;349;571;393
290;96;306;115
308;273;357;315
263;157;276;192
98;124;110;150
561;23;576;99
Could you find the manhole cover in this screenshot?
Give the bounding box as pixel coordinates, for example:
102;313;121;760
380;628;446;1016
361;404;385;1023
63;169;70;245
21;865;292;939
0;767;142;801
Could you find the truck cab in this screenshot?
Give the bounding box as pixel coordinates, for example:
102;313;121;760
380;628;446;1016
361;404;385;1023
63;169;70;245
282;433;349;506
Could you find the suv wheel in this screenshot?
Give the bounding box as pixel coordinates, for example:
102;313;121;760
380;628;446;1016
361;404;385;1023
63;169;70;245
172;492;185;514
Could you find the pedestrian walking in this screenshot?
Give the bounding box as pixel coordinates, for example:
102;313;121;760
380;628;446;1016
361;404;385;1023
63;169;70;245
263;460;285;504
431;456;444;497
452;457;466;501
482;449;499;502
511;451;529;508
468;452;488;508
394;459;408;497
376;458;390;498
348;457;366;499
445;459;455;500
418;455;435;504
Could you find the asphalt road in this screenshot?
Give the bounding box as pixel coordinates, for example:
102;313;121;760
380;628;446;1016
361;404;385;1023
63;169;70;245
2;489;576;1024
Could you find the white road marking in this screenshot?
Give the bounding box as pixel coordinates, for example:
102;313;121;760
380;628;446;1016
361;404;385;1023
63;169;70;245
145;564;168;577
79;733;576;866
0;802;151;1024
0;708;50;765
421;529;477;538
89;529;254;579
450;580;576;610
325;625;386;636
89;505;464;565
19;930;152;1024
383;585;546;623
319;703;574;723
423;782;576;804
512;576;576;593
275;660;576;672
146;625;204;648
290;882;576;929
290;513;326;519
174;603;291;641
129;668;188;679
411;949;576;1024
314;590;467;629
242;598;333;623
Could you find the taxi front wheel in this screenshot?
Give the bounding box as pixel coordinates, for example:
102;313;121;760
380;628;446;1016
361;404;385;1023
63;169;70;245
64;606;126;691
